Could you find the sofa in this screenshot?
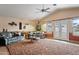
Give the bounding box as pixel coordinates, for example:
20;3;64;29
0;32;24;45
28;32;45;39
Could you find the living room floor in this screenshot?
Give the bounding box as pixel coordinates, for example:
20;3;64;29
0;46;9;55
0;39;79;55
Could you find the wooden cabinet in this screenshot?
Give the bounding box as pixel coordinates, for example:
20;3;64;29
45;32;53;39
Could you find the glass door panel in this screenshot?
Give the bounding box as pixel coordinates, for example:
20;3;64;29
72;18;79;36
54;21;61;39
60;20;69;40
46;21;53;32
54;20;69;41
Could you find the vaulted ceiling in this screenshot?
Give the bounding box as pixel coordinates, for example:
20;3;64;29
0;4;79;20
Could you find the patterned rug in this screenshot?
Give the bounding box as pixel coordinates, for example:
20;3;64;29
7;40;49;55
7;39;79;55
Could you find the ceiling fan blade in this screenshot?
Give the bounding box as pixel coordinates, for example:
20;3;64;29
45;11;50;13
45;8;50;10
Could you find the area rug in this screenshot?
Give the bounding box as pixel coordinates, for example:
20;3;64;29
7;40;49;55
7;39;79;55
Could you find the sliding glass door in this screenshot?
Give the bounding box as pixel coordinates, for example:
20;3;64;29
60;20;69;40
54;21;61;39
72;18;79;36
54;20;69;41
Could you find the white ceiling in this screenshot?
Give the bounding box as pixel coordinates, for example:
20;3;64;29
0;4;79;20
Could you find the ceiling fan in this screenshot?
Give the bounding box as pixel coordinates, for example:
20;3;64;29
36;5;50;13
36;4;57;13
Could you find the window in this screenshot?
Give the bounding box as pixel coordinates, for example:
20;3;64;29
41;24;46;31
46;21;53;32
41;21;53;32
72;18;79;36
